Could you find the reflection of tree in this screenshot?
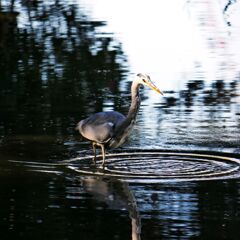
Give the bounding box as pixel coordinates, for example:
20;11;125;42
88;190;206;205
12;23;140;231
158;78;240;151
163;79;238;109
186;0;237;27
0;0;127;137
223;0;237;26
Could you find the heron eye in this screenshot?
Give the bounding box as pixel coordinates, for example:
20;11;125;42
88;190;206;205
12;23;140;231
142;79;146;83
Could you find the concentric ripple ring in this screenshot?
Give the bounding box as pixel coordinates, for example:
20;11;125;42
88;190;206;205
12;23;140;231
64;150;240;183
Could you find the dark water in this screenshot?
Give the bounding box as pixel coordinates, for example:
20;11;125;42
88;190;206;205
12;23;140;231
0;1;240;239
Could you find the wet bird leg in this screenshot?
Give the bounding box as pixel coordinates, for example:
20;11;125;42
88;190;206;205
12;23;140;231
92;142;97;164
100;144;106;168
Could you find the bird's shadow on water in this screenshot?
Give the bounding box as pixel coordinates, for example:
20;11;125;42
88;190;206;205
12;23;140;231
80;176;142;240
65;151;142;239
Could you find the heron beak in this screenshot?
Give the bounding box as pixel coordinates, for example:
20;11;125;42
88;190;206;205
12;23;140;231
147;82;164;95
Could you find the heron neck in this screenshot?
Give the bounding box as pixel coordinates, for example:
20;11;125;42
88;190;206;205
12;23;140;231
107;81;141;148
126;81;141;121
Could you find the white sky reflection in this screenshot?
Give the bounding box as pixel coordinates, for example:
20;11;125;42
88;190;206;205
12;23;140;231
79;0;240;92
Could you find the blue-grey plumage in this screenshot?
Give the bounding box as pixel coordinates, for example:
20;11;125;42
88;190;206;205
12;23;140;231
76;73;163;168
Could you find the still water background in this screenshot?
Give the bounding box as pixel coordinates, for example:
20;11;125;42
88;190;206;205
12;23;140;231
0;0;240;239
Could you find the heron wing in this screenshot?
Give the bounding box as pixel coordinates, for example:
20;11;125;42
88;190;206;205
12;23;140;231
77;111;126;143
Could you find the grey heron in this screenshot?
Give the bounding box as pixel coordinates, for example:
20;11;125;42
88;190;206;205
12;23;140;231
76;73;163;167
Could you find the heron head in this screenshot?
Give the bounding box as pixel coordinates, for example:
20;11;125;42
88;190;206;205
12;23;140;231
136;73;163;95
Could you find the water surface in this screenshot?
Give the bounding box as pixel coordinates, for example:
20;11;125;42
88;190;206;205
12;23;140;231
0;1;240;239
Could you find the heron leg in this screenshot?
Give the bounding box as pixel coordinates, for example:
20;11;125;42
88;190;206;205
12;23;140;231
92;142;97;164
100;144;106;168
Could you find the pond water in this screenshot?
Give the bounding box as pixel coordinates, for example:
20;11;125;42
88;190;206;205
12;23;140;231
0;0;240;239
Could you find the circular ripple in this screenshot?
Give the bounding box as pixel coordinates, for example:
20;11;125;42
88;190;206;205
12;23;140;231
65;151;240;183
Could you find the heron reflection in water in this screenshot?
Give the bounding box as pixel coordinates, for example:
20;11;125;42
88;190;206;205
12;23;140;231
82;177;141;240
76;73;163;167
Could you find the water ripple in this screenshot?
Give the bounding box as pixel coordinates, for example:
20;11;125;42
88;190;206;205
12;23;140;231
65;150;240;183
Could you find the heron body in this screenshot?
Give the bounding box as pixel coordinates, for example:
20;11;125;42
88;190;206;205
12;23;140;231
76;73;163;167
